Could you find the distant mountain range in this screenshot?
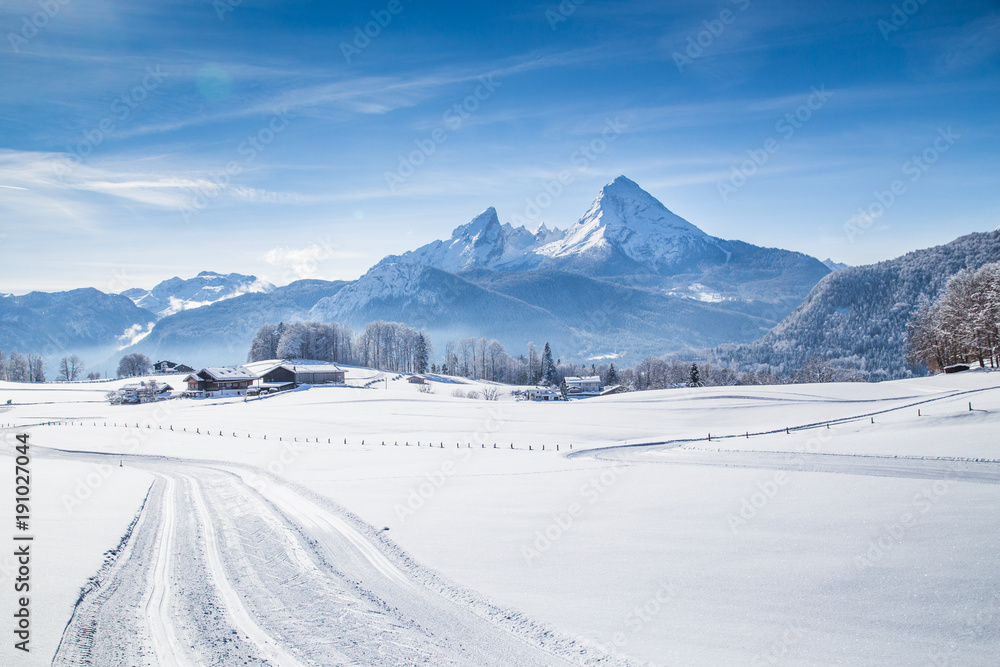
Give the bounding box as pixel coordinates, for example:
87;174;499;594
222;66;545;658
121;271;274;318
382;177;829;307
0;289;155;363
5;176;991;379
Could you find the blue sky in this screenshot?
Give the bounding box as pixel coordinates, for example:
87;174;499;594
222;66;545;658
1;0;998;294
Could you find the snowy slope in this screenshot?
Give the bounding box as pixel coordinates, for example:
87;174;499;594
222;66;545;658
715;230;1000;380
1;371;998;666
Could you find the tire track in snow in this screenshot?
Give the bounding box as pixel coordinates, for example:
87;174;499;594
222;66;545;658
37;448;639;665
186;475;308;667
238;470;415;591
141;474;188;666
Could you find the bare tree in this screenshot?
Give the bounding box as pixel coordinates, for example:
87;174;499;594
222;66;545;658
118;352;152;378
7;351;28;382
27;354;45;382
58;355;84;381
907;262;1000;370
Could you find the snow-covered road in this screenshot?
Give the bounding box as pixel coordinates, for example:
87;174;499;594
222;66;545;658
48;450;626;667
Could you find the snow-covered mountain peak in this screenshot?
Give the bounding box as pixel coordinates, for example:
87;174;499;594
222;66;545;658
535;176;719;273
382;207;544;273
452;207;500;240
588;175;706;239
122;271;274;318
309;262;444;322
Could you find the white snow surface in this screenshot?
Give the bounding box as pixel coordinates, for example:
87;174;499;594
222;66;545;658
1;370;998;665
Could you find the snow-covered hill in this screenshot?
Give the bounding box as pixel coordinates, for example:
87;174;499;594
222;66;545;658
121;271;274;318
714;230;1000;379
2;371;998;666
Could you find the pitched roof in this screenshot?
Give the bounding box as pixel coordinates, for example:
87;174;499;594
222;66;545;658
241;359;344;377
242;360;286;377
286;363;344;373
199;366;255;381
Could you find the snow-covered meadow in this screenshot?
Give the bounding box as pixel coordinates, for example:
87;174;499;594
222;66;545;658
1;368;998;665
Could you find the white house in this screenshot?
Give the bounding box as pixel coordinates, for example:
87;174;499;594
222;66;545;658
527;387;563;401
565;376;602;395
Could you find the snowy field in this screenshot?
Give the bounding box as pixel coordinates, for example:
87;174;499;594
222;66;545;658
0;369;998;665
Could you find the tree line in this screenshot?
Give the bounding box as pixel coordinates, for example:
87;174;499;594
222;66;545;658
248;321;431;374
0;350;101;382
247;318;866;391
907;262;1000;371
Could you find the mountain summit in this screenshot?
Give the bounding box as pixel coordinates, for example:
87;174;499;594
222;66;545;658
382;176;826;302
535;175;729;275
380;207;562;273
385;176;730;276
121;271;274;318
